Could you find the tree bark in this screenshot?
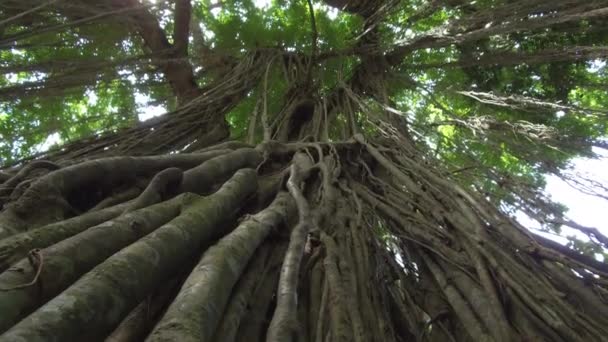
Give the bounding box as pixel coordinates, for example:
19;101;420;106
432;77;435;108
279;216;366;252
148;191;296;342
0;169;258;342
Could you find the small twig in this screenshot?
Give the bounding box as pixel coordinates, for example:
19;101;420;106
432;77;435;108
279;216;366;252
0;249;44;291
0;0;58;27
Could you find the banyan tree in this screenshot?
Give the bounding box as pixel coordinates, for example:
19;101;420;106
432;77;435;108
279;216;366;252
0;0;607;341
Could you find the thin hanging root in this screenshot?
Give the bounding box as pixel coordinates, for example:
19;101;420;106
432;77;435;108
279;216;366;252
422;253;494;342
267;161;313;342
350;224;379;339
315;277;329;342
366;248;396;342
438;256;510;342
307;250;324;341
338;230;367;342
261;55;278;142
319;232;352;342
247;97;262;145
468;247;513;342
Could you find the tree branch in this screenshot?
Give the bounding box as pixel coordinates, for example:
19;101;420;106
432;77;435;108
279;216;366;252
267;154;314;342
173;0;192;57
109;0;200;104
387;6;608;65
418;46;608;70
305;0;318;86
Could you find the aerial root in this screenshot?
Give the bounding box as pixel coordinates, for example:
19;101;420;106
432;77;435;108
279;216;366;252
123;167;183;214
319;231;352;342
266;154;313;342
0;201;128;273
106;276;184;342
0;169;258;341
148;190;295;341
0;249;43;291
0;160;60;206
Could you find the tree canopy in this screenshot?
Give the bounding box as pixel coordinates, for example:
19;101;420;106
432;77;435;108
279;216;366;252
0;0;607;341
2;0;607;252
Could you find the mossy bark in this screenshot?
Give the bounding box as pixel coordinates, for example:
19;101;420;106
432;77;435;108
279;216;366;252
0;150;230;235
147;191;295;342
105;276;183;342
0;201;128;273
179;148;262;194
319;232;352;342
0;169;257;342
0;195;185;333
212;243;272;342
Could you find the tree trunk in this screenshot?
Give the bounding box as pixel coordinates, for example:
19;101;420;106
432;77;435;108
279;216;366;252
1;55;608;342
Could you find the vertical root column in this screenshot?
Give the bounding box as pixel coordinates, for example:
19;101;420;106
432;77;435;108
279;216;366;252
147;191;296;342
267;160;313;342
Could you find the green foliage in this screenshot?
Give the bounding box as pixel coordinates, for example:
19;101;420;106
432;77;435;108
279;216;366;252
1;0;607;253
